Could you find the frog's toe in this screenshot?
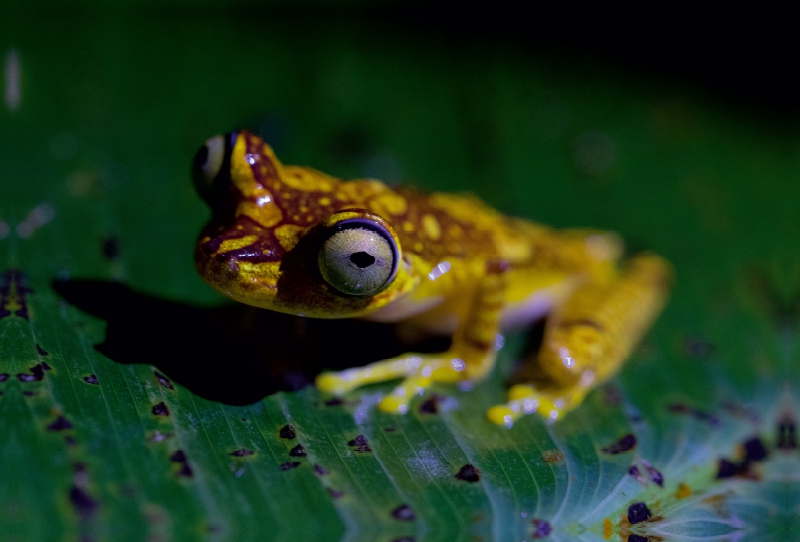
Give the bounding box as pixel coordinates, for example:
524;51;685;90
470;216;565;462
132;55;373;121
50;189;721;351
315;372;350;395
487;405;518;427
487;385;567;427
508;383;538;401
378;394;410;414
378;375;433;415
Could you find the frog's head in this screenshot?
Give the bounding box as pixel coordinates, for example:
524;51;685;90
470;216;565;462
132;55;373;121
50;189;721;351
192;130;418;318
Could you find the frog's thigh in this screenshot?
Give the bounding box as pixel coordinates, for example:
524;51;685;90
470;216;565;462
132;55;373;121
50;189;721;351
488;253;672;426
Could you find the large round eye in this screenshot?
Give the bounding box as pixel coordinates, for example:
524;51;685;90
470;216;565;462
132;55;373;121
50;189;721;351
318;219;398;296
195;135;225;182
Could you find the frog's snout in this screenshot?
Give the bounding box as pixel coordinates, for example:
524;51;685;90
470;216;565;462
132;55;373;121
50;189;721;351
192;132;238;207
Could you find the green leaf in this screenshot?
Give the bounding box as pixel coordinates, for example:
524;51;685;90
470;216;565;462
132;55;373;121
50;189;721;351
1;13;798;542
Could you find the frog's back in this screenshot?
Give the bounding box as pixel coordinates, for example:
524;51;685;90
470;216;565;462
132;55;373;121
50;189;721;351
364;185;541;266
231;129;541;266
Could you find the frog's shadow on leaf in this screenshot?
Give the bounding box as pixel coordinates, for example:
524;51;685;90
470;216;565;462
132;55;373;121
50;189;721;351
54;279;448;405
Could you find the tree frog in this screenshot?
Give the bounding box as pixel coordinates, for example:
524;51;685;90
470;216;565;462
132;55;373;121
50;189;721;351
193;131;671;426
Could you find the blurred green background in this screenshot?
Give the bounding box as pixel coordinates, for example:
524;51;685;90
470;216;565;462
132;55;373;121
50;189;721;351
1;6;798;542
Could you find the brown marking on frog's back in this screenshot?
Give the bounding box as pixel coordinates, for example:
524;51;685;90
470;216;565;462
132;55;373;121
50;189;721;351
237;132;505;265
243;133;337;230
391;187;498;262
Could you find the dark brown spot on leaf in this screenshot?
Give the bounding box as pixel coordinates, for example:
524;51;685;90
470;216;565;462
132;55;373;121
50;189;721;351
289;444;306;458
152;402;169;416
314;464;330;475
348;434;371;452
601;433;636;454
628;536;648;542
542;450;563;463
743;437;768;462
391;538;414;542
642;460;663;487
325;397;344;406
69;485;98;519
280;461;301;471
230;449;254;457
279;424;296;439
18;364;44;382
84;375;99;385
716;458;751;479
23;390;36;396
65;436;77;446
384;426;396;432
531;518;552;538
36;344;49;356
455;464;480;482
42;361;52;370
177;463;193;477
154;371;174;390
170;450;187;463
629;465;640;477
0;373;8;382
390;504;415;521
328;488;345;499
48;415;73;431
419;396;439;414
627;502;652;524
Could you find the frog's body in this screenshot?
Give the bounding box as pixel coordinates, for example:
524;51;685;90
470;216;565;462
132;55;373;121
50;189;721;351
194;131;671;425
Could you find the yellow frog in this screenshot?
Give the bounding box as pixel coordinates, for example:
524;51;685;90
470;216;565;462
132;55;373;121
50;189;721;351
193;131;671;426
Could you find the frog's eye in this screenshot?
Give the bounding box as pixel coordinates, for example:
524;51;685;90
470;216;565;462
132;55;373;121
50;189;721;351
318;218;399;297
192;134;229;203
195;135;225;182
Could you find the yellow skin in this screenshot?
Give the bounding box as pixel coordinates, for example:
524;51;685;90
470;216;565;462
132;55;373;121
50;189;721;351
193;131;672;426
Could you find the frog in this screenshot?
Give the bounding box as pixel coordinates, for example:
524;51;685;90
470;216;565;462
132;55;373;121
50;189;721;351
192;130;672;426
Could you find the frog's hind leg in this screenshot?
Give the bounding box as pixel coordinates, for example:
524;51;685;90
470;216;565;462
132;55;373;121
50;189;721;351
316;260;509;414
487;253;672;426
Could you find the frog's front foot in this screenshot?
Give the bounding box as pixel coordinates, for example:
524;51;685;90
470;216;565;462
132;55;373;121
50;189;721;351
316;354;468;414
486;384;588;427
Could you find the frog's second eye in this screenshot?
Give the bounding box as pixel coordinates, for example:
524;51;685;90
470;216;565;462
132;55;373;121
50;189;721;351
318;220;398;297
192;135;226;202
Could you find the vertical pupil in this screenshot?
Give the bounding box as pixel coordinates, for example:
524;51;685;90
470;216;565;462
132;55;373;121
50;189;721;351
350;252;375;268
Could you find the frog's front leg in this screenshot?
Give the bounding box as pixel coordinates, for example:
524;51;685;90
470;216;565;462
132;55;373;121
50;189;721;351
487;253;672;426
316;261;509;414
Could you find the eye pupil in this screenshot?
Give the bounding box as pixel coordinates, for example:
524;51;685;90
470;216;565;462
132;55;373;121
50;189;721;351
194;144;209;170
350;251;375;268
